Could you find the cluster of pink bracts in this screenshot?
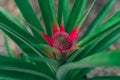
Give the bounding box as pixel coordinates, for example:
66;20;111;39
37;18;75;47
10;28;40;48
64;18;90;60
42;23;79;53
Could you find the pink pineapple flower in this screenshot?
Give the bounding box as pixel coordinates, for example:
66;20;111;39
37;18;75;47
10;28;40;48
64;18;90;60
41;23;79;53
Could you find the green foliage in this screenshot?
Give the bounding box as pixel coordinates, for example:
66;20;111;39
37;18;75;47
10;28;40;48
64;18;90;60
66;0;87;32
0;0;120;80
81;0;116;39
14;0;46;43
57;50;120;80
58;0;70;26
0;55;55;80
38;0;57;36
2;32;15;57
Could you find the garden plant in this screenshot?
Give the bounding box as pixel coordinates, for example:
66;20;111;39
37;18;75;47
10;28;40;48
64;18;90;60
0;0;120;80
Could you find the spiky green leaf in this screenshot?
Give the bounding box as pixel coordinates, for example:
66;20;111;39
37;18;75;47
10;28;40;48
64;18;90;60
38;0;57;36
14;0;44;31
58;0;70;26
81;0;116;39
57;50;120;80
0;55;55;80
2;32;16;57
66;0;87;32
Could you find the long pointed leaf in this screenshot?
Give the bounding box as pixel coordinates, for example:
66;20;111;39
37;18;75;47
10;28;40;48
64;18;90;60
76;25;120;61
0;8;49;58
66;0;87;32
78;10;120;46
14;0;45;41
57;50;120;80
0;8;27;31
68;25;120;62
2;32;16;57
0;67;52;80
14;0;44;32
0;14;57;75
67;25;120;79
38;0;57;36
0;8;45;45
0;55;55;80
75;0;96;32
78;0;96;26
0;23;43;57
58;0;70;26
81;0;116;39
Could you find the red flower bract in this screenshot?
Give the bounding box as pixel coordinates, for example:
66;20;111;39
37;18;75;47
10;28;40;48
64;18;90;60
42;23;78;53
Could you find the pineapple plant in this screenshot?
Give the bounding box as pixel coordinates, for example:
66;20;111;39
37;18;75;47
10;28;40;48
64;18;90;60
0;0;120;80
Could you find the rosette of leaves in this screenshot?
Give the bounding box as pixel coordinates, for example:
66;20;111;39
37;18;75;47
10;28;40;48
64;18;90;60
0;0;120;80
